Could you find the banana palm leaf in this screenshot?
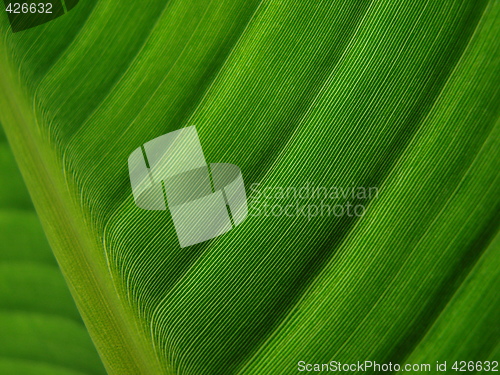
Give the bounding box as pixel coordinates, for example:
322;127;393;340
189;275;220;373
0;0;498;373
0;126;105;374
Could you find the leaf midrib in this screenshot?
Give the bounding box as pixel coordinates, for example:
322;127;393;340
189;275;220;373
0;46;167;375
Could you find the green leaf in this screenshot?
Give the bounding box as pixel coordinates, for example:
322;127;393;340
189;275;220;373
0;0;498;374
0;127;105;374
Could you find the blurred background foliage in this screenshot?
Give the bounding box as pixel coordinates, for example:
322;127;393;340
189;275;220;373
0;125;105;374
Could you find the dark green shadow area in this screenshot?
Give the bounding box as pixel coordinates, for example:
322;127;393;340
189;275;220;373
64;0;78;11
3;0;78;32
